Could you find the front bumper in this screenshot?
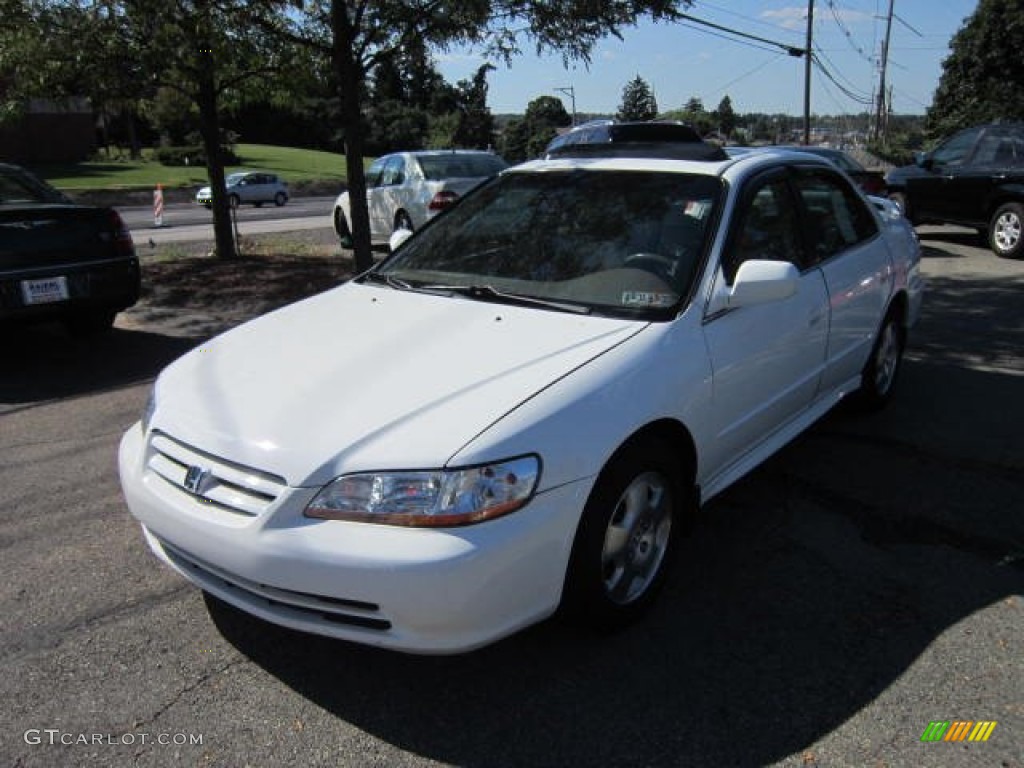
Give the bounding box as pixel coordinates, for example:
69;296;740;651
118;424;590;654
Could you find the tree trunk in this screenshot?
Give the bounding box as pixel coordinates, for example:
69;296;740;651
332;0;373;273
196;66;236;260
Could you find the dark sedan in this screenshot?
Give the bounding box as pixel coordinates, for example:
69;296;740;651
0;163;140;335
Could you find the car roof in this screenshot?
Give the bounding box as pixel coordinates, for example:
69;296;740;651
516;146;833;181
402;149;499;157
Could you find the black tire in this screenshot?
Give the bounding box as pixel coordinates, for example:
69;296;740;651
853;309;906;410
989;202;1024;259
394;211;414;233
562;439;687;629
64;309;116;338
274;191;287;207
228;194;240;209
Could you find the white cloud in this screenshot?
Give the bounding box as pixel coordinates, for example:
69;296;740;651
762;5;871;30
762;7;807;30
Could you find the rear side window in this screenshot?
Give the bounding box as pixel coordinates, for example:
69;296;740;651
973;132;1024;167
794;168;878;264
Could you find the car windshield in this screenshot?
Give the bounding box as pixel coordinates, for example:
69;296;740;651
374;169;722;319
417;154;508;180
0;166;70;205
226;173;248;185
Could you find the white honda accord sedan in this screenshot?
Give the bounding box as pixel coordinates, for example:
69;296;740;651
119;141;922;654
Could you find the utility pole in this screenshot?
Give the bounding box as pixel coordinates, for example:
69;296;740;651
803;0;814;145
555;86;577;127
875;0;895;141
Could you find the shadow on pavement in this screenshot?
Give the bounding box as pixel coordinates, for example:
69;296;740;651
916;227;985;255
205;429;1021;766
0;321;197;408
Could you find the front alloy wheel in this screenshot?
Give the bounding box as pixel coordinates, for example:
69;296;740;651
394;211;414;233
989;202;1024;259
601;471;674;605
563;439;686;628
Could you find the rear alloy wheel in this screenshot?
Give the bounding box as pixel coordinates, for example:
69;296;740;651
394;211;414;233
854;310;906;410
333;208;353;248
274;191;287;207
989;202;1024;259
563;440;686;628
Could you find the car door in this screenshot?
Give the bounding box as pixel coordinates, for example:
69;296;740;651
909;125;984;222
248;174;271;204
701;170;830;474
364;156;390;237
368;155;408;236
792;166;891;394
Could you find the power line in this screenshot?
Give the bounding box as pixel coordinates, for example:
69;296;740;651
679;13;806;57
708;52;789;98
676;20;783;56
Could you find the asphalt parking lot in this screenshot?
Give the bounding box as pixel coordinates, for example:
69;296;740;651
2;225;1021;767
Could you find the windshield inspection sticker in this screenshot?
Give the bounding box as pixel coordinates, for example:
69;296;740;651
621;291;675;307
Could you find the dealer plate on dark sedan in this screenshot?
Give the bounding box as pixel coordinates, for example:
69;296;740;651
21;276;69;305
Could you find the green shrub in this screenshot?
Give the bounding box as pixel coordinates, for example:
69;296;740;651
155;145;240;167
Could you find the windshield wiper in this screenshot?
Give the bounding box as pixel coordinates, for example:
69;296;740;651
417;283;591;314
361;272;417;292
363;273;590;314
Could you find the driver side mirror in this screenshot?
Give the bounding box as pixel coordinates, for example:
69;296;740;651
914;151;932;169
728;260;799;308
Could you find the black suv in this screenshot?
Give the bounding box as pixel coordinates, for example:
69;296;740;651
885;121;1024;258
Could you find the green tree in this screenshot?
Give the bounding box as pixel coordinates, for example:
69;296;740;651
714;95;736;139
617;75;658;121
926;0;1024;138
680;95;713;135
0;1;150;154
260;0;694;273
454;63;497;148
499;94;570;162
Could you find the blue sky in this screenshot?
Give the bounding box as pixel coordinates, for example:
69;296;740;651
436;0;978;117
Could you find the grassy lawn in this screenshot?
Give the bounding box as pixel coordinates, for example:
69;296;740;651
33;143;352;192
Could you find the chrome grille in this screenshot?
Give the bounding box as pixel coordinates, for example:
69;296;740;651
148;432;286;517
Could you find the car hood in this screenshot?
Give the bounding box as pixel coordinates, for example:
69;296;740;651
152;282;645;486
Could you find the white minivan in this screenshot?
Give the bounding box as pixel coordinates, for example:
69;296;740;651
120;141;922;654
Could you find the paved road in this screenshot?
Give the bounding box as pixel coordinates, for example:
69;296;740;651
1;226;1021;767
121;196;337;244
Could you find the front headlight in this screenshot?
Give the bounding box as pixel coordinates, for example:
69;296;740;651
304;455;540;527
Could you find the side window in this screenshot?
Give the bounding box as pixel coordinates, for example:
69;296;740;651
975;133;1024;167
724;176;803;283
366;158;386;189
794;169;879;264
931;127;982;168
382;156;406;186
